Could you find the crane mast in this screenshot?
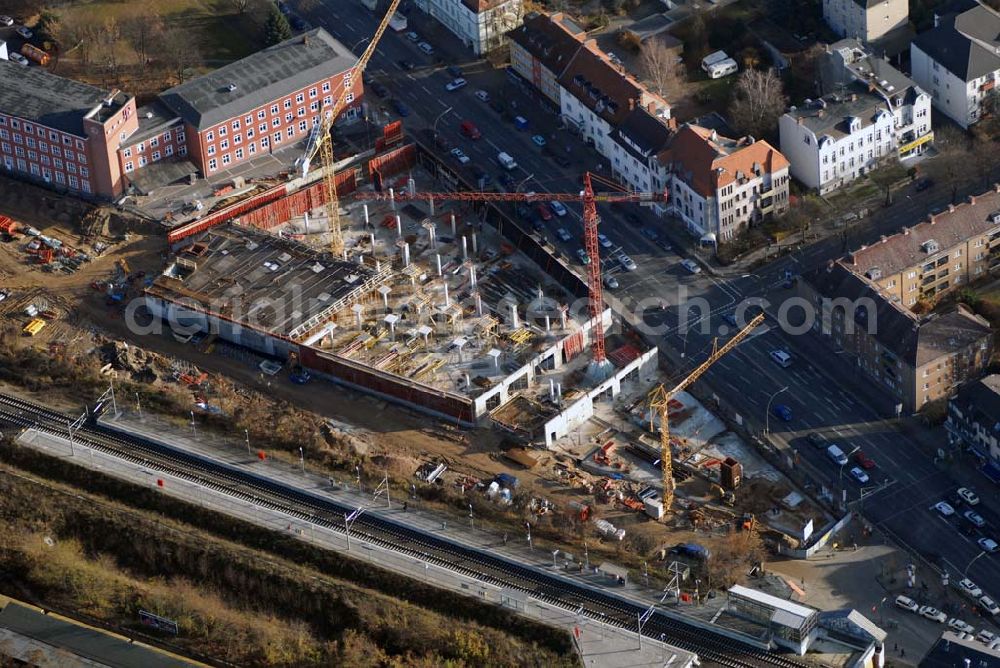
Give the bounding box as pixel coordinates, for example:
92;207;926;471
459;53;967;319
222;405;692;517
648;312;764;513
313;0;401;257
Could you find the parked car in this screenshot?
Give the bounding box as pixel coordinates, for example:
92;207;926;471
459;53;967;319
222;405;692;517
826;444;848;465
656;238;673;252
603;274;619;289
895;595;919;612
445;77;467;92
979;537;999;553
934;501;956;517
554;154;571;168
669;543;710;560
959;487;981;505
949;618;976;634
472;168;491;186
549;201;567;217
537;204;553;222
919;606;947;623
556;228;572;242
405;30;420;42
848;466;870;484
446;65;463;77
807;433;827;448
982;595;1000;614
640;227;659;241
772;403;793;422
769;349;793;368
0;16;13;27
531;134;547;147
418;41;434;55
978;630;998;644
370;82;389;98
597;233;612;249
449;148;470;164
499;173;515;190
474;89;490;102
915;178;934;192
391;99;411;116
965;510;987;528
575;248;591;265
680;259;701;274
618;254;637;271
8;52;28;67
958;578;983;598
853;450;876;470
15;26;32;39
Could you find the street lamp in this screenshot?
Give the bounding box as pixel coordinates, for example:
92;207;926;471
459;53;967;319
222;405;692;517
299;447;305;475
432;106;453;136
350;37;370;53
764;386;789;435
838;445;862;487
966;549;988;576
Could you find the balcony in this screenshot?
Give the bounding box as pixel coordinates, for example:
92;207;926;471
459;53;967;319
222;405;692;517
982;80;996;93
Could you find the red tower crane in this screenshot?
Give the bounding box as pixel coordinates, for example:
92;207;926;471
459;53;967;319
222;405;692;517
355;172;668;369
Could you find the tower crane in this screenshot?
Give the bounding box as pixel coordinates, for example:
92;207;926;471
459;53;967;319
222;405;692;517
298;0;402;258
354;171;667;368
647;312;763;514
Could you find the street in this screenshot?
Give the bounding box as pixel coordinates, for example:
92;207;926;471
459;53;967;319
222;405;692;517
302;0;1000;622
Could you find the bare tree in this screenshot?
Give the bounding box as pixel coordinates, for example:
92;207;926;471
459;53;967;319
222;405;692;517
934;125;973;203
122;7;163;71
638;37;684;99
161;28;200;84
61;13;101;67
728;69;787;139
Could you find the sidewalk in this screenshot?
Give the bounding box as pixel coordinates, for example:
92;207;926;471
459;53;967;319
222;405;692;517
23;411;699;667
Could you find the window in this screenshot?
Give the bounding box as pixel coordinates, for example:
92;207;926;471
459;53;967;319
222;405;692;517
75;139;84;150
284;99;292;110
271;104;279;115
235;147;244;160
295;93;304;104
124;148;132;159
125;161;134;172
234;134;242;145
310;101;319;112
152;151;160;161
54;171;64;184
177;131;185;142
27;150;36;162
218;125;227;137
322;82;331;93
208;158;217;172
164;131;172;142
345;92;354;104
66;162;75;173
244;115;252;125
309;87;317;98
207;145;216;156
272;118;281;128
41;167;51;182
285;112;293;123
206;132;214;143
298;120;307;132
40;155;49;166
165;145;173;157
222;153;231;165
62;136;71;146
232;119;241;130
68;175;78;189
179;146;187;156
258;110;266;120
23;123;32;134
297;107;305;117
137;157;146;167
9;120;18;130
323;95;333;106
26;137;35;149
273;131;282;144
286;126;294;138
261;136;270;148
39;141;47;153
220;139;229;150
150;137;159;148
249;142;256;155
259;123;267;133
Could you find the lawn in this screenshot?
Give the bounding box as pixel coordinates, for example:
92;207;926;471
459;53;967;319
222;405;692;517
55;0;267;71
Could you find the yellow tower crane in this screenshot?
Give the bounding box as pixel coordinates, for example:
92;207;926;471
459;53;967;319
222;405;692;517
648;312;764;514
299;0;402;257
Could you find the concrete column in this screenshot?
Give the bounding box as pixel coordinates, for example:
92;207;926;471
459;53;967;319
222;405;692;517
389;187;396;211
509;302;519;329
444;283;451;308
451;213;457;236
461;236;468;260
435;254;442;276
396;215;402;238
363;204;370;227
408;177;416;196
545;315;551;332
303;212;310;234
469;264;477;288
560;308;567;330
370;233;376;250
430;198;436;217
402;242;410;267
475;291;483;316
471;233;478;254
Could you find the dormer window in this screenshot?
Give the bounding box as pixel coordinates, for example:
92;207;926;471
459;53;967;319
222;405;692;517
923;239;939;254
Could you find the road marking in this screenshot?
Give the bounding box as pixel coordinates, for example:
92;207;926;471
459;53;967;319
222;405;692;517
421;85;432;94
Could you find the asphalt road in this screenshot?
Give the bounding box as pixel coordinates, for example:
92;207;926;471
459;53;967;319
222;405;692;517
301;0;1000;622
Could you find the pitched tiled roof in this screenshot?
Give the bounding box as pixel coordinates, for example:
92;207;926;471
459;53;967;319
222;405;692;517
953;374;1000;430
847;187;1000;279
559;42;668;126
804;261;991;366
611;107;673;161
657;125;789;198
507;12;586;79
0;60;112;136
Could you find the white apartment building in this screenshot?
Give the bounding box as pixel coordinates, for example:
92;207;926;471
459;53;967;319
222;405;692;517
420;0;524;55
824;38;934;159
608;108;672;195
780;83;904;194
910;0;1000;129
822;0;908;43
657;125;790;244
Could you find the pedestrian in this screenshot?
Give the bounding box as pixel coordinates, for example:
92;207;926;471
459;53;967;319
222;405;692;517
503;532;508;545
403;501;408;512
894;642;898;651
901;648;905;658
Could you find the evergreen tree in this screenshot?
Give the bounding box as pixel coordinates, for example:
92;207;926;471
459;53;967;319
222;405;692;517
263;5;293;46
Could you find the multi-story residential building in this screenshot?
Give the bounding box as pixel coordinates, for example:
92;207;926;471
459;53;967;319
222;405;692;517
946;374;1000;463
420;0;524;55
507;11;587;105
845;186;1000;306
822;38;934;159
151;28;359;179
779;82;898;194
558;40;671;167
801;261;993;412
608;107;673;195
822;0;908;43
910;0;1000;128
0;60;137;199
0;29;359;199
656;125;790;243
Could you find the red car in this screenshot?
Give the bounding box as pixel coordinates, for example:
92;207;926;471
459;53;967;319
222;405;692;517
537;204;553;221
853;450;876;470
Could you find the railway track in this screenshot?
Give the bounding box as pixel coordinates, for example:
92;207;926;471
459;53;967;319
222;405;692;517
0;392;811;668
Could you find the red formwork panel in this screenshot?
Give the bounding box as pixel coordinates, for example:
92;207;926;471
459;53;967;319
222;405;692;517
368;144;416;191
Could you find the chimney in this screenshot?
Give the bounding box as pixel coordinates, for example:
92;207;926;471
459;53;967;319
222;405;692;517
903;227;910;235
817;109;824;118
949;204;956;213
881;235;888;243
930;215;937;224
868;82;876;93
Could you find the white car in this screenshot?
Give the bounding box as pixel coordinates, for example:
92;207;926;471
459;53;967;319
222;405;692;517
979;537;999;553
848;467;869;484
549;201;567;217
474;89;490;102
531;134;547;147
418;41;434;55
449;148;470;164
934;501;956;517
769;349;793;368
959;578;983;598
894;594;919;612
597;233;612;249
981;595;1000;615
603;274;619;289
978;630;997;644
618;254;637;271
445;77;467;92
8;52;28;67
0;15;13;27
959;487;981;505
919;605;947;623
555;228;572;242
15;26;32;39
965;509;987;528
680;258;701;274
949;618;976;634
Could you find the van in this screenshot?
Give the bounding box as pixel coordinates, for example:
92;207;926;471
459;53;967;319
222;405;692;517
704;58;738;79
670;543;711;561
770;349;793;368
497;152;518;170
826;444;848;466
514;116;529;130
460;120;481;139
